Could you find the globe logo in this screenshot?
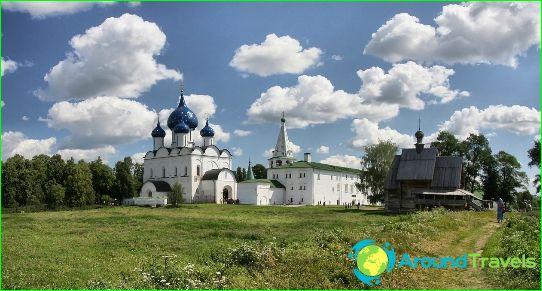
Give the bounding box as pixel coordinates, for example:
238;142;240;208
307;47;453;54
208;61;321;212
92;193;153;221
349;240;395;286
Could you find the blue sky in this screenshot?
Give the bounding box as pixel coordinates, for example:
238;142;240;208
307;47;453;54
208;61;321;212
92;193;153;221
1;1;540;191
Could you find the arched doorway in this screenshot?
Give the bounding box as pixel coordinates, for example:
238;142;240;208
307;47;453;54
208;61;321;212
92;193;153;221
222;185;233;203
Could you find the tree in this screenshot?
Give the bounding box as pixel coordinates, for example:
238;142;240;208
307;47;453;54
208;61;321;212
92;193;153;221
44;182;65;209
527;140;540;194
235;167;243;181
133;162;145;194
114;157;137;200
30;155;50;205
65;161;95;207
461;134;493;192
495;151;527;203
481;155;499;200
430;131;462;156
241;168;247;182
356;140;398;204
2;155;32;207
168;182;184;207
46;154;67;186
89;157;115;203
252;164;267;179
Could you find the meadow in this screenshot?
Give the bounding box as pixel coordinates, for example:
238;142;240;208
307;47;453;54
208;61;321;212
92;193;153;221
1;205;538;289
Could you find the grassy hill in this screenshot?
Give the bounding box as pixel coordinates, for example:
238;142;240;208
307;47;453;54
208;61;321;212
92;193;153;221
1;205;537;289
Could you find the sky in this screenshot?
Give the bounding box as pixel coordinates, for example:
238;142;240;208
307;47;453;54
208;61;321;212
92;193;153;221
1;1;540;191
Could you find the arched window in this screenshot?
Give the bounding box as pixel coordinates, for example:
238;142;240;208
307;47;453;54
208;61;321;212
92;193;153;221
197;165;201;176
150;168;153;177
276;160;282;167
184;166;188;176
162;167;166;178
175;167;178;176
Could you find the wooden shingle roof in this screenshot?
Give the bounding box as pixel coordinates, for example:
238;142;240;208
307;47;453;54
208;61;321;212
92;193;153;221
396;148;438;181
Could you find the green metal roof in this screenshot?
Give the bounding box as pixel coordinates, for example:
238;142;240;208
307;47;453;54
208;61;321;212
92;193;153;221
273;161;362;175
238;179;285;188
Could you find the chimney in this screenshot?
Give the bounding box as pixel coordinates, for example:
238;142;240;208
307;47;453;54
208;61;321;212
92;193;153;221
304;152;312;162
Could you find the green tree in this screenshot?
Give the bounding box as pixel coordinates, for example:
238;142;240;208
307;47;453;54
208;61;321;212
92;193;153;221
114;157;136;200
495;151;527;203
356;140;398;204
168;182;184;207
461;134;493;192
252;164;267;179
527;140;540;194
65;160;95;207
133;162;144;193
44;182;65;209
430;131;462;156
89;157;115;203
481;155;499;200
241;168;247;182
46;154;67;186
30;154;50;204
1;155;32;207
235;167;243;181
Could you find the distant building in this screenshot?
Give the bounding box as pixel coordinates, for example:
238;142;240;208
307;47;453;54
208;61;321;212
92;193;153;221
135;84;237;206
384;127;483;212
238;115;369;206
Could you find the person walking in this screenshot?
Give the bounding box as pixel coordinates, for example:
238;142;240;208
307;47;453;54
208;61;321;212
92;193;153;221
497;198;505;223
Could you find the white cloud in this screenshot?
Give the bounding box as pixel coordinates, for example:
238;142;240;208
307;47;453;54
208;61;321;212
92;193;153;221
331;55;343;61
230;34;322;77
44;96;156;148
2;1;116;19
358;61;468;110
185;94;217;120
263;148;274;159
231;147;243;156
127;2;141;8
263;141;300;158
21;116;29;121
247;75;398;128
1;58;18;76
320;155;362;170
233;129;252;137
131;152;146;164
57;145;116;162
1;101;4;108
1;131;56;160
351;118;414;149
364;2;540;67
429;105;541;140
35;13;181;101
316;145;330;154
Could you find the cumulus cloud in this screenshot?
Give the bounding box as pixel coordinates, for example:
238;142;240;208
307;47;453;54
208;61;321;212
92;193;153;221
230;34;322;77
316;145;330;154
247;75;399;128
1;58;18;76
233;129;252;137
429;105;541;140
2;1;116;19
35;13;181;101
331;55;343;61
358;61;468;110
131;152;146;164
351;118;414;149
57;145;116;162
231;147;243;156
1;131;56;160
364;2;540;67
21;116;30;121
320;155;362;169
44;96;156;148
263;141;301;158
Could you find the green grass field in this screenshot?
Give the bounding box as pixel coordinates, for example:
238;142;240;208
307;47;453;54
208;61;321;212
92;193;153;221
1;205;538;289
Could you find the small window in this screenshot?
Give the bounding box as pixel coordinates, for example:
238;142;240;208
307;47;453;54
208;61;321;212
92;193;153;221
303;186;306;190
197;165;201;176
301;198;304;203
184;166;188;176
285;174;288;178
150;168;153;177
175;167;178;176
162;167;166;178
299;186;302;190
303;173;306;178
299;173;302;178
317;173;320;180
291;186;293;190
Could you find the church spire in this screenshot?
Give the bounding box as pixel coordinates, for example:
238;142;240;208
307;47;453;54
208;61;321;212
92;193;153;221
273;113;292;158
246;158;254;180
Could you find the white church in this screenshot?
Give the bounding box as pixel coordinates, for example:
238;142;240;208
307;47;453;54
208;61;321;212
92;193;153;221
130;85;369;206
131;86;237;206
237;115;368;206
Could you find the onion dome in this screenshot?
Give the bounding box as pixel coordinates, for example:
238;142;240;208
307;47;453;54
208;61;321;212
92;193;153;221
415;130;424;139
173;119;190;134
151;116;166;138
200;119;215;137
167;91;199;130
280;112;286;123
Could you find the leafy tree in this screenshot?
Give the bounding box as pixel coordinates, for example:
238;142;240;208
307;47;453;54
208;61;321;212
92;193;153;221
527;140;540;194
514;190;536;211
2;155;32;207
168;182;184;207
241;168;247;182
252;164;267;179
430;131;462;156
356;140;398;204
481;155;499;200
114;157;137;200
47;154;67;186
235;167;243;181
89;157;115;202
65;160;95;207
461;134;493;192
30;155;50;204
133;162;145;193
495;151;527;203
44;182;65;209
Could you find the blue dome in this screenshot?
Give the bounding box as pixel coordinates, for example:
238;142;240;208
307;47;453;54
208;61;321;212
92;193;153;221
167;94;198;130
151;119;166;138
200;120;215;137
173;119;190;134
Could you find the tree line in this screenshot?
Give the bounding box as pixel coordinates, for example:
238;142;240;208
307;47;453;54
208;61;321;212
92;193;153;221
2;154;143;209
235;164;267;181
357;131;540;209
